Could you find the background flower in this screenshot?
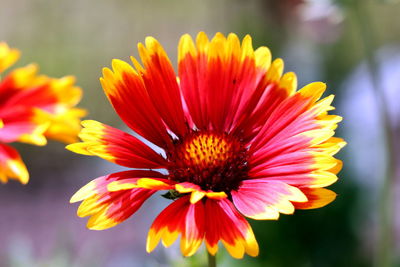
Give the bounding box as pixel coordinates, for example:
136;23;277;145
0;42;85;184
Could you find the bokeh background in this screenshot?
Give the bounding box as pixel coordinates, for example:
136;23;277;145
1;0;400;266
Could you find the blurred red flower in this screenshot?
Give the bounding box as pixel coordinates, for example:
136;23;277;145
0;42;85;184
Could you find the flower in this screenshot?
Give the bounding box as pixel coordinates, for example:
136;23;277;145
0;42;85;184
68;32;345;259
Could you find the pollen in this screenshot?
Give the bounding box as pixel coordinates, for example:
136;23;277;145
184;133;231;166
168;132;249;192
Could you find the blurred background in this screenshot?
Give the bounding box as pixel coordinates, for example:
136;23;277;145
1;0;400;266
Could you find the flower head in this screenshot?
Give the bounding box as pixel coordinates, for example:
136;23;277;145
68;32;345;258
0;42;85;184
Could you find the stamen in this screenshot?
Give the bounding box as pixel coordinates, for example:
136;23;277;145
168;131;248;192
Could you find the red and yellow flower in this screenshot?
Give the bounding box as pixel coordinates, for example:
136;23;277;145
0;42;85;184
68;32;345;258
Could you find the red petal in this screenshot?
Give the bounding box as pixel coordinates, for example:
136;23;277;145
101;59;171;148
250;94;313;152
66;120;167;169
178;33;268;132
0;65;84;145
231;59;292;141
0;144;29;184
250;82;328;152
0;106;48;145
204;198;259;258
137;37;186;138
246;91;343;190
71;170;165;230
231;179;307;220
147;196;205;257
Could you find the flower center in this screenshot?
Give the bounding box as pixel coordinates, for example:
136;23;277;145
168;132;248;193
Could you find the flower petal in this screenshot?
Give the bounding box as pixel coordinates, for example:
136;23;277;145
231;58;293;140
175;182;227;204
0;64;85;145
100;59;170;148
146;195;205;257
108;178;175;191
1;73;82;113
43;108;86;144
66;120;167;169
231;180;307;220
293;187;337;209
0;42;20;72
178;32;269;132
0;144;29;184
250;90;319;152
204;198;259;259
249;172;338;189
70;170;165;203
247;91;344;189
71;170;165;230
250;151;339;177
137;37;186;138
0;107;49;146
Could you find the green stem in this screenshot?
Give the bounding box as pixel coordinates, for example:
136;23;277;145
207;252;217;267
352;1;395;267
